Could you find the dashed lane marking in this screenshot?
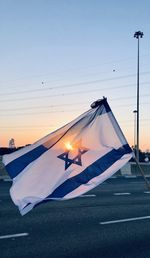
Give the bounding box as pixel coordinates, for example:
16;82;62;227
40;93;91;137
79;194;96;198
113;193;131;196
124;175;137;178
3;178;12;182
100;215;150;225
0;233;29;240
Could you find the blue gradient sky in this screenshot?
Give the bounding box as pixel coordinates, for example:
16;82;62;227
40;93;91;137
0;0;150;151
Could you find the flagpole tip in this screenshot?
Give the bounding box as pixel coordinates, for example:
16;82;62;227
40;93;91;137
91;97;107;109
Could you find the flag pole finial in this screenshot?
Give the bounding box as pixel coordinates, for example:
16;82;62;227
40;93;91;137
91;97;107;109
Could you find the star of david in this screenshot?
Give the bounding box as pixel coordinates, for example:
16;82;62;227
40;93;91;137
57;140;89;170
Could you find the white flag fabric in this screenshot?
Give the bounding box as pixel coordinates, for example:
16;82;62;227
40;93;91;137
3;98;133;215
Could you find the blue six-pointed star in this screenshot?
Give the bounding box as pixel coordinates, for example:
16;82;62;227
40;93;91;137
57;141;89;170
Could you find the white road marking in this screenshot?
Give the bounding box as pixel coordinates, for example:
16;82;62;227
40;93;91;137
79;194;96;198
0;233;29;240
144;191;150;194
113;192;131;196
129;182;143;184
124;175;137;178
4;178;12;182
100;215;150;225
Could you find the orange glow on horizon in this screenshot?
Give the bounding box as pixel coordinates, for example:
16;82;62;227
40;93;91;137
0;126;149;152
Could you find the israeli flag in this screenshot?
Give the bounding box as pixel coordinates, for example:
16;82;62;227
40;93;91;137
3;98;133;215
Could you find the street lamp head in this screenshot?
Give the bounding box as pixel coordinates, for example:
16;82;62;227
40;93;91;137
134;31;144;39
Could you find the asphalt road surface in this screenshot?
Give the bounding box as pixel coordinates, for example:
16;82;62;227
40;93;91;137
1;177;150;258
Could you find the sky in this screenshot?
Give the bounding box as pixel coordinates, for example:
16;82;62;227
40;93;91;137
0;0;150;151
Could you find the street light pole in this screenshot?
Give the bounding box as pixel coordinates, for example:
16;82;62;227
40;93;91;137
133;110;137;150
134;31;144;162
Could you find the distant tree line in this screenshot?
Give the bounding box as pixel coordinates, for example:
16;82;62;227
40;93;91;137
0;147;24;155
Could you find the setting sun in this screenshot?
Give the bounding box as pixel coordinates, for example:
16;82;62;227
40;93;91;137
65;142;73;151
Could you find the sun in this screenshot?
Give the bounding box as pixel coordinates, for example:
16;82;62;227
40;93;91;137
65;142;73;151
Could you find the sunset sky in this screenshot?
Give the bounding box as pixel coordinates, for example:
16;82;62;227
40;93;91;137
0;0;150;151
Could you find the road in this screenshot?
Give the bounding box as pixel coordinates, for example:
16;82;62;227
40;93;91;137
1;177;150;258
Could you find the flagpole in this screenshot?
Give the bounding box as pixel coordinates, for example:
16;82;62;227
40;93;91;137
134;156;150;190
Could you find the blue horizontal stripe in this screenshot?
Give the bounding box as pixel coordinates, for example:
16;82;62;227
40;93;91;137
47;144;132;199
5;145;47;179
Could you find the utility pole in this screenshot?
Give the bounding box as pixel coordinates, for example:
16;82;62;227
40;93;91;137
134;31;144;162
